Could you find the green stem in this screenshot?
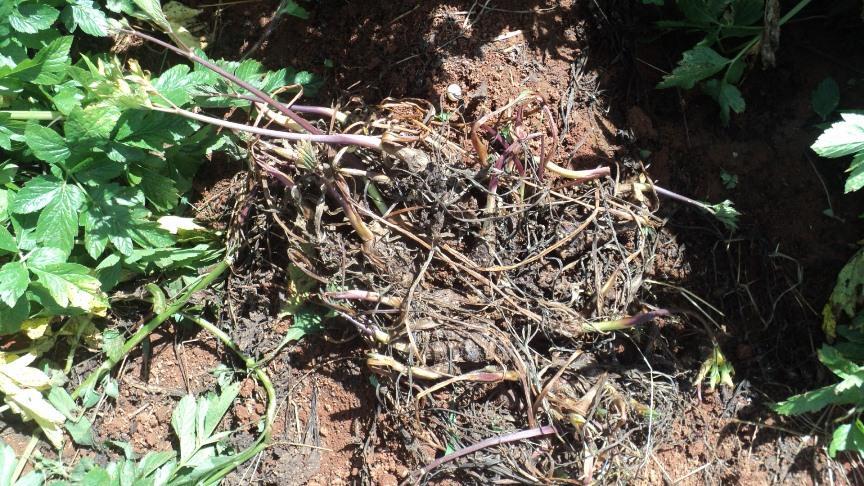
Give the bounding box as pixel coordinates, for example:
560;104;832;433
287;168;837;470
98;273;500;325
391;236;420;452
779;0;812;25
0;110;62;121
174;314;275;484
72;260;231;400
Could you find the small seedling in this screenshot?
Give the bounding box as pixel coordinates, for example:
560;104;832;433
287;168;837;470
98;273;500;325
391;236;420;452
696;345;734;391
720;170;738;189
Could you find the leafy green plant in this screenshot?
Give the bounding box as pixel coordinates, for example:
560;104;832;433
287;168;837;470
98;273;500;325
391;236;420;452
653;0;811;123
812;113;864;193
776;111;864;458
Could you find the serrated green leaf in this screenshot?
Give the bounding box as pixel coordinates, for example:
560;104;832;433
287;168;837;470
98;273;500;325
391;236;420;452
0;298;29;334
829;420;864;457
25;123;70;164
65;105;121;142
52;86;84;115
26;247;66;267
774;383;864;415
731;0;763;26
812;77;840;121
0;262;28;308
276;0;310;19
152;64;195;106
0;226;16;253
11;175;63;214
34;183;85;255
172;395;198;462
845;164;864;193
8;36;73;85
9;3;61;34
30;263;107;313
812;113;864;158
101;328;124;362
658;46;730;90
829;249;864;319
131;166;179;211
133;0;170;30
71;2;109;37
703;79;746;124
203;381;241;438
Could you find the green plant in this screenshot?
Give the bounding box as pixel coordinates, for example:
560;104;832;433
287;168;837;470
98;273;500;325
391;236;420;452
775;113;864;457
653;0;811;123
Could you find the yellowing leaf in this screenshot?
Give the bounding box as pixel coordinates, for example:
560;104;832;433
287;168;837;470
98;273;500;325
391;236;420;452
21;317;53;340
163;1;208;50
0;355;66;448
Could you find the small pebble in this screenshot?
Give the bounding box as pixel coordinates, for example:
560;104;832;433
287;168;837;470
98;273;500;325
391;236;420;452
446;83;462;101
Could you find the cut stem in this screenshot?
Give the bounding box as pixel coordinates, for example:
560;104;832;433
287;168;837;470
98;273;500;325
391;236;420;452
0;110;62;120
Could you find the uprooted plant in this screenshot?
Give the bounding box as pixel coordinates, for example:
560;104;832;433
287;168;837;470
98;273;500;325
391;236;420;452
1;0;690;482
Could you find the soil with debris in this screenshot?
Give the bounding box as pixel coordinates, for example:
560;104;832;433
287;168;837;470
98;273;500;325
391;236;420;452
5;1;861;485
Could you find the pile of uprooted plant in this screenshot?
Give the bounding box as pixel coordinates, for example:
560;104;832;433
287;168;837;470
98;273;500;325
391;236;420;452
176;35;684;481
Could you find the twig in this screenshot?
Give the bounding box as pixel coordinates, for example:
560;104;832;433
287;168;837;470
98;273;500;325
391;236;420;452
417;424;558;476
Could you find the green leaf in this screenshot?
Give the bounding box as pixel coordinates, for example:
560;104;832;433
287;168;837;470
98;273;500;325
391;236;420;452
33;183;85;255
828;249;864;319
25;123;70;164
731;0;764;26
7;36;73;85
101;328;124;362
52;86;84;115
819;345;861;379
774;383;864;415
136;451;175;478
30;263;107;312
677;0;729;24
0;298;30;334
0;226;16;253
132;0;170;30
276;0;310;19
0;262;28;308
203;381;241;438
27;247;66;266
9;3;61;34
131;166;179;211
703;79;746;124
66;417;95;446
829;420;864;457
65;105;121;142
846;164;864;193
11;175;65;214
152;65;195;106
48;387;82;421
71;2;109;37
812;77;840;121
171;395;198;462
812;113;864;158
658;46;730;90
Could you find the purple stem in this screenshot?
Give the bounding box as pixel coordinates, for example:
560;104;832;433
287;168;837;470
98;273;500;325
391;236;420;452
651;185;707;210
122;28;321;135
152;106;381;148
419;425;558;475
